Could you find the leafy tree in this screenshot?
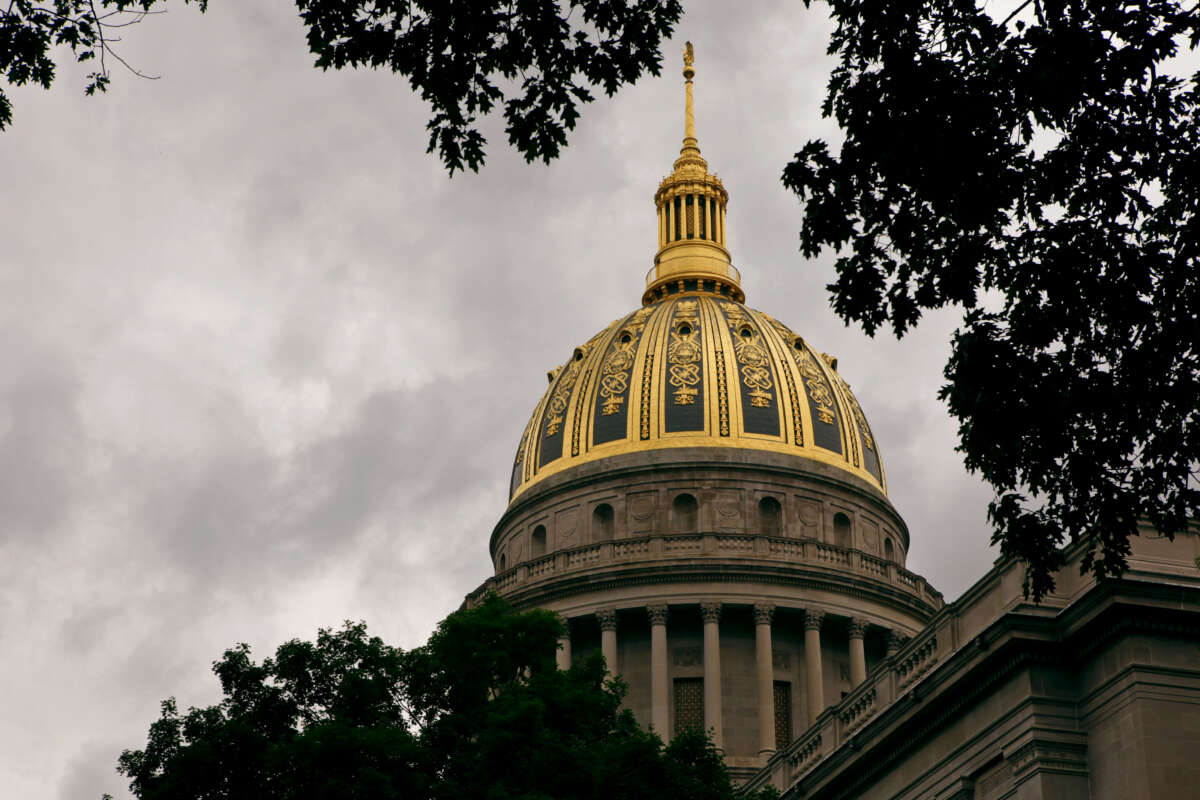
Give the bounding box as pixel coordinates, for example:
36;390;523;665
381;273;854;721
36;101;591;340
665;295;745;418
118;594;776;800
294;0;683;174
2;1;681;174
785;0;1199;598
0;0;209;129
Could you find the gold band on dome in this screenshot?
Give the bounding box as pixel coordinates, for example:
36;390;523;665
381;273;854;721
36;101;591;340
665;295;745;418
644;42;741;306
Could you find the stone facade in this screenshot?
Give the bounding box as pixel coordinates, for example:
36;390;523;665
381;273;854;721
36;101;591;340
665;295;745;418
466;446;942;774
741;523;1200;800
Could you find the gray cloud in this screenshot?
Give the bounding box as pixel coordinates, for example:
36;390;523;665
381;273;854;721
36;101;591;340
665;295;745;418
0;3;996;797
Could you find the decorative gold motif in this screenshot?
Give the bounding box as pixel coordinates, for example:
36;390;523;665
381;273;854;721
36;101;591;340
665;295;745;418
715;348;730;436
640;352;655;439
779;351;804;446
667;300;702;405
720;301;774;408
769;318;838;427
797;349;836;424
836;374;876;450
545;343;593;436
683;41;694;68
598;308;652;416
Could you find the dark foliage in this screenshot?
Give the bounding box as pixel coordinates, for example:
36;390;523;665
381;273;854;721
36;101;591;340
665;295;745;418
294;0;683;173
118;594;777;799
785;0;1200;598
0;0;208;129
3;0;680;175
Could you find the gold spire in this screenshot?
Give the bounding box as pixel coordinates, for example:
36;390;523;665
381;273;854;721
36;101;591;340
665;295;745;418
643;41;742;306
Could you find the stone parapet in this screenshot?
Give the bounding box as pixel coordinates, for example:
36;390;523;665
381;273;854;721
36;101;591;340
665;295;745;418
466;533;942;616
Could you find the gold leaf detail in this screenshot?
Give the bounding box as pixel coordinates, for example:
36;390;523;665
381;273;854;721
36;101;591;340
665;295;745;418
667;301;702;406
715;349;730;436
597;309;651;416
719;301;773;409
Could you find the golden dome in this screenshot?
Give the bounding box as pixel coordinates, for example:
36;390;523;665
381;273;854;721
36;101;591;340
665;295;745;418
508;295;885;501
507;44;885;502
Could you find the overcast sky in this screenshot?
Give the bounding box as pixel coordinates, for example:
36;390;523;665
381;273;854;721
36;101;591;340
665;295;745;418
1;3;997;797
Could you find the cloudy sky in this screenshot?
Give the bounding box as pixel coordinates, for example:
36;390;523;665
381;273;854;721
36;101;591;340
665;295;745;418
1;3;996;797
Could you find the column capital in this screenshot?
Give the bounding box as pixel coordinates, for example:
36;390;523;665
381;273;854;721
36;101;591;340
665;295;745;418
700;601;722;623
886;629;906;655
596;607;618;632
647;604;670;626
753;603;776;625
803;608;825;631
849;617;869;639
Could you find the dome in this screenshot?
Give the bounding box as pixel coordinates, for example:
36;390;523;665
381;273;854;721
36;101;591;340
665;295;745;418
509;295;885;502
508;45;884;505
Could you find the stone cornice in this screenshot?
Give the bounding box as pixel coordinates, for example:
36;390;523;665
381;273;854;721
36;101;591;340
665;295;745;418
483;557;941;622
492;447;910;553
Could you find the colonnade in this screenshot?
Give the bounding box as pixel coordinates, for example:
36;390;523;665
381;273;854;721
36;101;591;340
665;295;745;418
557;602;882;755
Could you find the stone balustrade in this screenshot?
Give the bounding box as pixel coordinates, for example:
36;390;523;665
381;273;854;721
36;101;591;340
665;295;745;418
465;533;942;609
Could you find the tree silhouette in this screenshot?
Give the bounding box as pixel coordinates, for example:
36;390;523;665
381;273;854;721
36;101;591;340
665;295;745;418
117;595;777;800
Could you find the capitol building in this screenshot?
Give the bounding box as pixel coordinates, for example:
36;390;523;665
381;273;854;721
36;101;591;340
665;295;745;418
465;47;1200;800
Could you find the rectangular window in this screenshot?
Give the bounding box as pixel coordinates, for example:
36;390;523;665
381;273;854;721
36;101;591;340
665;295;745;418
774;681;792;750
674;677;704;736
697;196;707;240
674;196;682;241
685;195;695;239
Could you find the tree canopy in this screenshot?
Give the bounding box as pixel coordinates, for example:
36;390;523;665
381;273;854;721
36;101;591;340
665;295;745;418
785;0;1199;597
117;594;777;800
2;1;681;174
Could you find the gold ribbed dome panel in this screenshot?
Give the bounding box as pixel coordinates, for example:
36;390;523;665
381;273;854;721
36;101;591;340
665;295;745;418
508;295;885;501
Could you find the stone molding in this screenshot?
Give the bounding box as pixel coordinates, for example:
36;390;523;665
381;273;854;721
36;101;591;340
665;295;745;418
647;604;669;626
754;602;776;625
700;602;722;623
596;607;618;631
848;617;868;639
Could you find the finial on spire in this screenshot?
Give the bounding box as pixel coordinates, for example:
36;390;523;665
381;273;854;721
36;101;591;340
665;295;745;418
682;41;697;148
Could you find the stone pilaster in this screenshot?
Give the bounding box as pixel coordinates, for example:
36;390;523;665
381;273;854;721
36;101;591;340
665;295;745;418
648;604;670;735
754;603;776;756
848;617;868;687
804;608;826;725
700;601;723;750
597;608;618;676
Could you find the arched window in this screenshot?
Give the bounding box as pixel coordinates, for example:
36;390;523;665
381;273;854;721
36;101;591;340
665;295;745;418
672;493;699;533
832;512;852;549
758;496;782;536
593;503;614;541
884;537;895;562
531;525;547;558
499;552;507;571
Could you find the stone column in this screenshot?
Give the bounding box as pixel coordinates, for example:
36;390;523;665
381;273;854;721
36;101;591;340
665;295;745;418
754;603;776;756
848;618;868;687
700;602;723;750
804;608;825;725
648;605;670;735
557;615;572;671
886;629;904;658
597;608;618;676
